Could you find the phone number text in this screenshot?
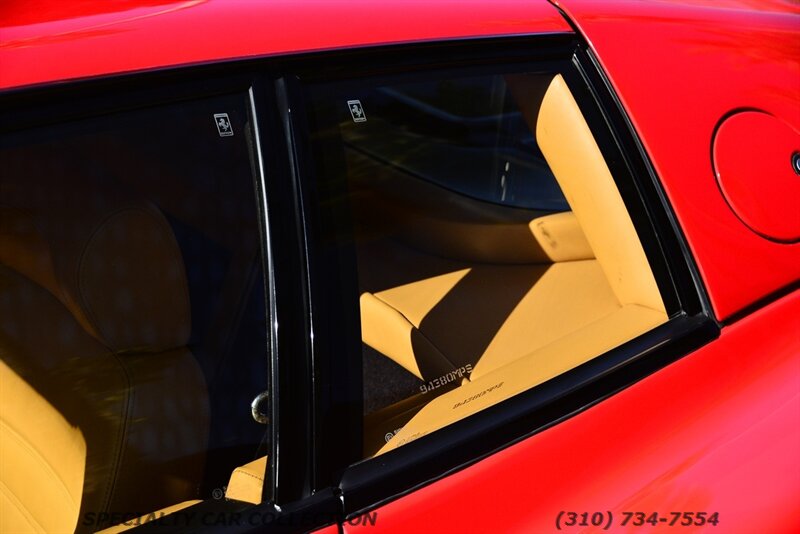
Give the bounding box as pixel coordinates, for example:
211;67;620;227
555;511;720;530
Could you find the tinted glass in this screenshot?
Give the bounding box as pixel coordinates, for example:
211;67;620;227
0;93;270;530
304;69;667;460
339;74;567;211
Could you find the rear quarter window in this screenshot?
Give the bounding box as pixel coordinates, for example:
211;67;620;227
302;66;669;459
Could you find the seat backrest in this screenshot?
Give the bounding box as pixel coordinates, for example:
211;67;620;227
535;74;666;314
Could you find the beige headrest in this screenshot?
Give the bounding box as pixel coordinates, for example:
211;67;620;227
0;198;190;352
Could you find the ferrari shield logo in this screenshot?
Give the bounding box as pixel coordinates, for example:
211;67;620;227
348;100;367;123
214;113;234;137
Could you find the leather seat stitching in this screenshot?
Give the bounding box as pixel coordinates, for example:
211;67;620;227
232;468;263;482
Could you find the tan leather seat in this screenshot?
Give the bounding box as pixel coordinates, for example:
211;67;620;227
377;303;666;454
534;75;665;315
0;359;87;533
0;198;209;532
224;456;268;505
364;74;668;455
358;231;619;381
358;225;621;454
354;154;606;382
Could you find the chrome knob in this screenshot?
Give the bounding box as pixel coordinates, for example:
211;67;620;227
251;391;270;425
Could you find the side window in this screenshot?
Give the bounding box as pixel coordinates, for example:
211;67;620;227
0;94;270;531
305;70;668;458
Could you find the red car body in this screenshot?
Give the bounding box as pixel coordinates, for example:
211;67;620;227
1;1;798;532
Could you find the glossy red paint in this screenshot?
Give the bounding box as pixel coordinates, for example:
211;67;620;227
713;111;800;243
0;0;570;91
345;290;800;533
553;0;800;321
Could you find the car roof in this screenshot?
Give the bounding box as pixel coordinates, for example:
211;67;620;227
0;0;570;91
4;0;794;91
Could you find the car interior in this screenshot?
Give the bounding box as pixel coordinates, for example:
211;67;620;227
0;95;270;531
0;70;667;532
338;74;669;456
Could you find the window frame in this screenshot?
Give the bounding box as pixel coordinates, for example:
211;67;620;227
283;36;718;518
